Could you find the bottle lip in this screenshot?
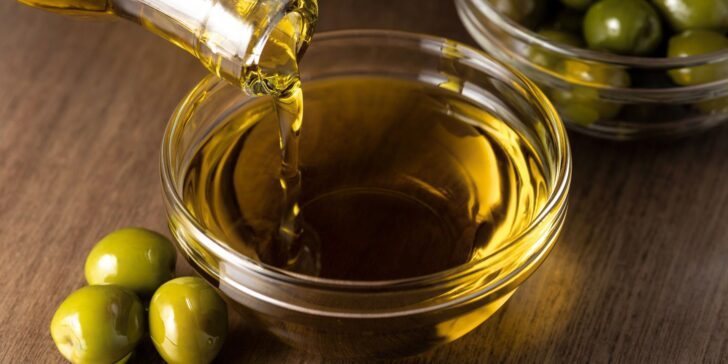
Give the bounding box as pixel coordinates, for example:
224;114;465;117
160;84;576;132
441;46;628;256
251;0;318;65
288;0;318;61
161;30;570;303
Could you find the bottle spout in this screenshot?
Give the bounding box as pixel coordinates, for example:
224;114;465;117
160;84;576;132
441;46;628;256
193;0;318;93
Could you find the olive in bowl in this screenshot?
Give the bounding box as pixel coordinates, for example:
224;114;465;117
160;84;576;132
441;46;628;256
668;30;728;86
530;29;584;67
549;60;631;125
652;0;728;32
583;0;663;56
668;30;728;112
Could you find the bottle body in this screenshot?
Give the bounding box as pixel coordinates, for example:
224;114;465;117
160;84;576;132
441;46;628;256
18;0;317;94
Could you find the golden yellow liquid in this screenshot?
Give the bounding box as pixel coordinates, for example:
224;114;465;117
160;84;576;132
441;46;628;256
183;76;548;280
246;21;309;273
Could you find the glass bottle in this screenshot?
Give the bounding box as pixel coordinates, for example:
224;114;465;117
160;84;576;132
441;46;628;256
18;0;318;94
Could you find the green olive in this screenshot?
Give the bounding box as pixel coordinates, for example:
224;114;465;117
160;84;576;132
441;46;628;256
667;30;728;86
85;227;176;296
50;285;145;364
550;60;631;125
687;91;728;114
667;30;728;113
583;0;663;56
530;29;584;67
149;277;228;364
539;29;584;47
560;0;595;11
696;96;728;113
488;0;547;28
559;60;631;88
652;0;728;32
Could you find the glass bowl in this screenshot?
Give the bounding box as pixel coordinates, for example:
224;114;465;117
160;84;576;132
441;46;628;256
161;30;571;358
456;0;728;140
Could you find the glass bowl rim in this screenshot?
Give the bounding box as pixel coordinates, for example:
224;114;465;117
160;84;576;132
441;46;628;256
461;0;728;69
161;29;571;293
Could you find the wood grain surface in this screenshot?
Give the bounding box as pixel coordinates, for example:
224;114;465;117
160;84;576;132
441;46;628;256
1;1;727;363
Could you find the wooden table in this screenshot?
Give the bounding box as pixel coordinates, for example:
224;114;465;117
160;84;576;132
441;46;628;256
2;1;727;362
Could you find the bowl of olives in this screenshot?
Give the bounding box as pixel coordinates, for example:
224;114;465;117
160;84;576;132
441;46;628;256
456;0;728;139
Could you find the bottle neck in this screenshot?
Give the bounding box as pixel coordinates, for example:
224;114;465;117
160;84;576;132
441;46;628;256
113;0;316;90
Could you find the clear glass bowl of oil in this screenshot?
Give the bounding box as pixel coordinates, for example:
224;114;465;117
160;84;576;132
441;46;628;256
161;30;571;359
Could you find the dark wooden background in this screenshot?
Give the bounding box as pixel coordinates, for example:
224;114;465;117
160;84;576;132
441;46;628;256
1;1;727;362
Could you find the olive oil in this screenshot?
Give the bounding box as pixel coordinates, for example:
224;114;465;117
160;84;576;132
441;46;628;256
247;22;310;273
183;76;549;280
